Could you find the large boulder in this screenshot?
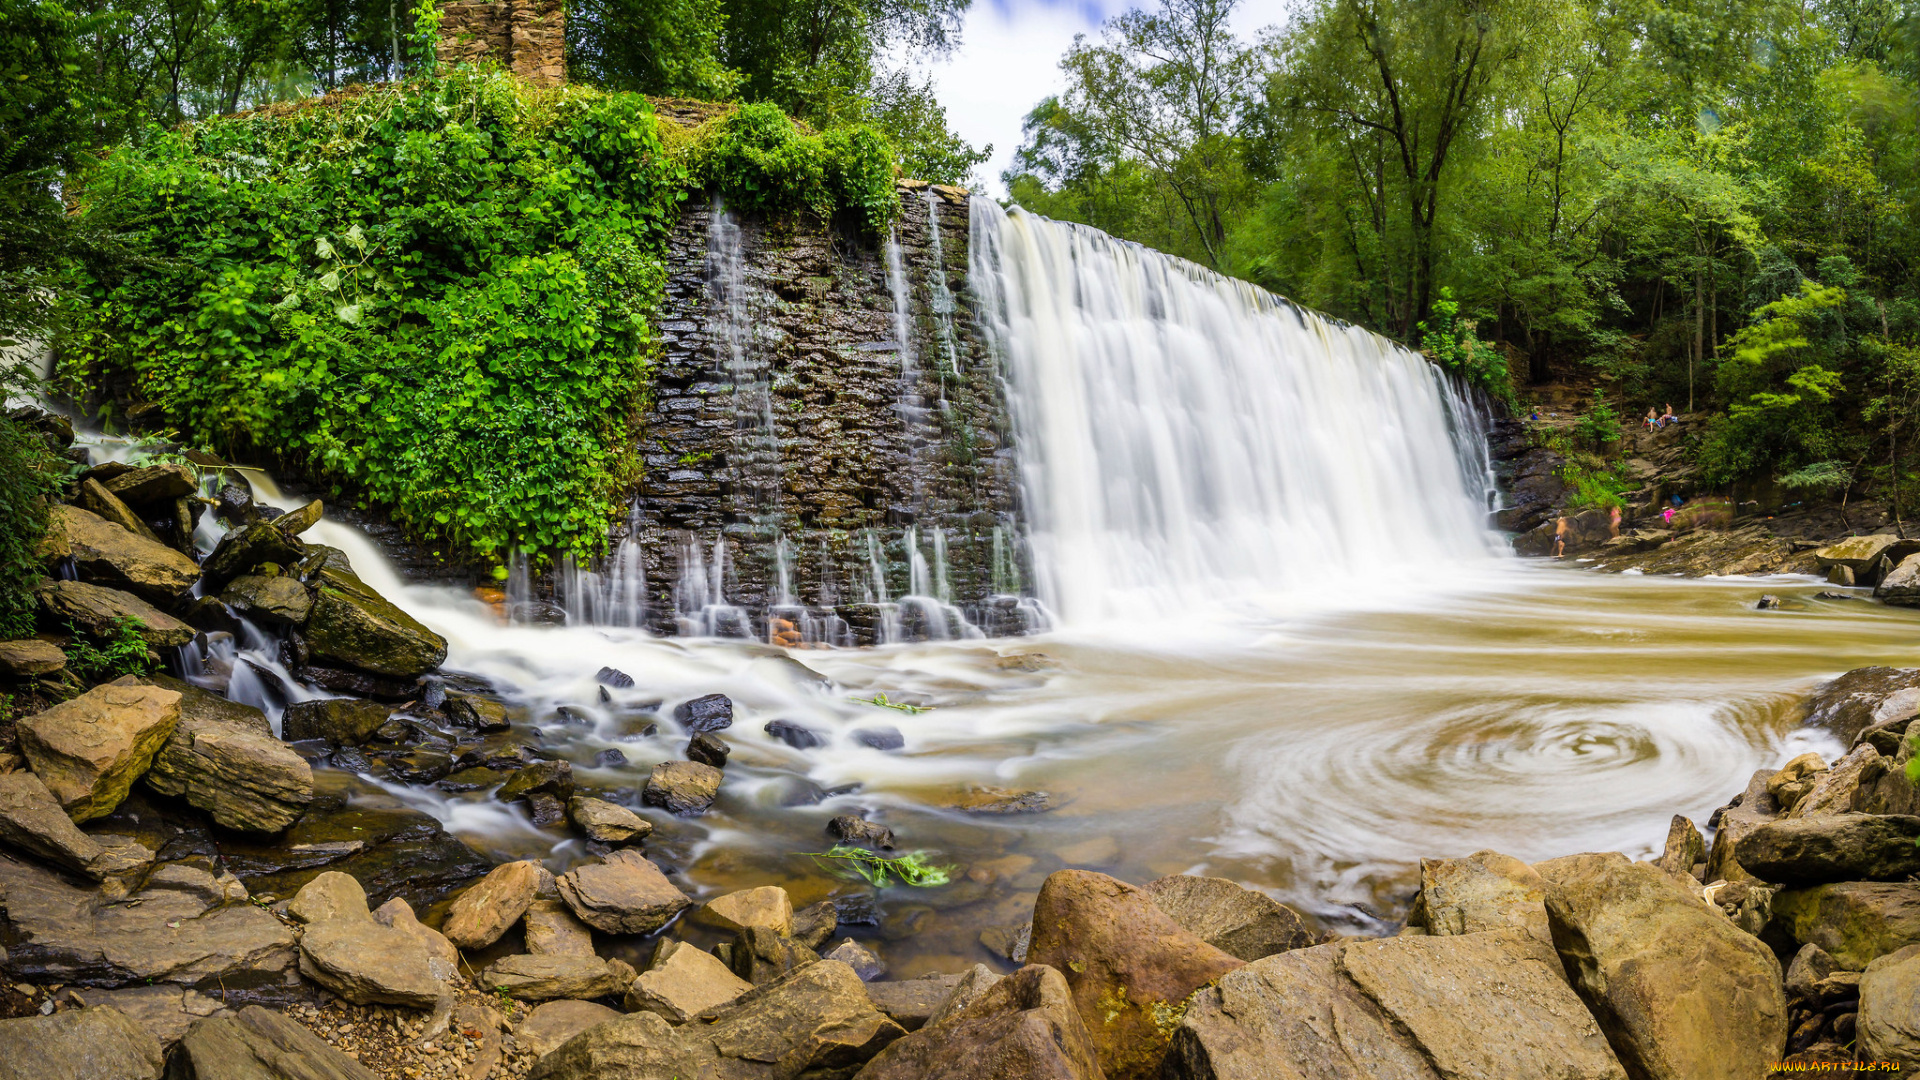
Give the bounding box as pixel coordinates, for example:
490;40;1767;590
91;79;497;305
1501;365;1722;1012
75;478;160;543
625;939;753;1023
218;574;312;627
858;964;1102;1080
35;581;192;649
50;505;198;603
556;849;691;935
199;523;303;592
442;859;546;949
100;464;197;509
0;638;64;678
280;698;391;746
1142;875;1313;962
1413;850;1551;945
297;904;454;1008
1817;534;1908;573
1880;553;1920;605
1165;930;1624;1080
0;771;141;880
479;953;623;1001
1706;768;1781;885
1028;869;1245;1080
1737;813;1920;885
1807;667;1920;746
642;760;722;815
1770;881;1920;970
143;685;312;832
170;1004;377;1080
1860;943;1920;1070
0;1004;165;1080
302;570;446;679
1535;851;1786;1080
17;680;182;821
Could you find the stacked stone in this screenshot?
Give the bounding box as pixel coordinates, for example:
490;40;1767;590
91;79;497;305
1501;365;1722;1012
435;0;564;87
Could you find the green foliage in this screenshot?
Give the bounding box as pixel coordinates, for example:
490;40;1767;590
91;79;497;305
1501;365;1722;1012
852;693;929;714
0;418;63;637
1558;456;1630;510
1699;281;1850;484
1577;390;1621;448
808;845;954;887
698;104;899;232
568;0;741;99
63;617;155;682
1418;289;1516;405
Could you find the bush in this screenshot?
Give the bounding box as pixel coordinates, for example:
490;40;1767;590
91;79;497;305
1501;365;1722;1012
700;103;898;234
63;617;154;682
0;417;63;637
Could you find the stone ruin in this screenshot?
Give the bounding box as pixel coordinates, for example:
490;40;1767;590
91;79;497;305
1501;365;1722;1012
435;0;565;87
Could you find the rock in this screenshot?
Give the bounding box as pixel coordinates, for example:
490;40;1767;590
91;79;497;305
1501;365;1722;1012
1707;768;1781;884
86;985;226;1048
1770;881;1920;970
35;581;192;649
1028;870;1245;1080
828;815;896;849
299;911;453;1008
596;666;635;688
101;464;196;509
1791;743;1883;818
726;925;819;985
686;731;729;767
642;760;722;814
1769;751;1830;812
525;898;596;956
792;900;838;951
0;1004;165;1080
269;499;323;536
626;939;754;1023
1830;563;1858;586
853;726;905;751
555;849;691;935
858;965;1103;1080
1807;667;1920;746
281;698;391;746
699;886;794;937
55;499;203;599
371;896;458;971
479;954;621;1001
0;638;64;677
951;787;1052;814
171;1004;376;1080
497;760;574;803
144;687;312;833
200;523;304;592
288;870;370;924
442;860;547;949
529;791;565;826
1860;943;1920;1068
1786;943;1841;1003
1536;851;1786;1079
1756;593;1780;608
568;796;650;843
824;938;885;980
1738;813;1920;885
0;771;136;880
1651;814;1707;880
864;976;963;1032
1144;874;1316;962
444;693;511;732
218;574;312;627
922;964;1002;1028
765;719;826;749
303;570;447;678
1412;850;1552;946
516;999;622;1058
1880;553;1920;605
979;922;1031;964
75;479;160;543
593;747;628;768
1818;534;1905;573
671;693;732;732
18;681;181;822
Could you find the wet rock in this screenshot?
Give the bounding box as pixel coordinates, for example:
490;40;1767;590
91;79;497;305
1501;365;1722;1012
75;478;161;543
950;787;1052;814
101;464;196;509
671;693;732;732
922;964;1002;1028
213;484;253;526
1771;881;1920;970
1738;813;1920;885
0;1004;164;1080
217;575;312;627
827;814;895;849
479;954;622;1001
280;698;391;747
303;570;446;678
177;597;239;635
144;686;312;833
200;523;303;592
442;860;547;949
1652;814;1708;880
35;581;193;649
517;999;622;1058
1413;850;1551;946
18;680;181;822
865;975;963;1032
443;693;510;732
1536;851;1787;1079
792;900;838;951
592;747;628;768
568;796;650;844
853;726;905;751
1807;667;1920;747
497;759;574;803
171;1004;376;1080
642;760;722;814
49;505;197;603
596;666;635;688
291;661;419;701
555;849;691;935
1880;554;1920;605
978;922;1031;964
528;790;566;825
269;499;323;536
824;938;886;980
626;939;754;1023
1028;870;1245;1080
376;749;451;785
525;898;596;956
860;964;1102;1080
686;731;729;767
765;719;826;749
436;765;508;792
0;771;140;880
1861;943;1920;1068
1144;874;1316;962
0;638;64;678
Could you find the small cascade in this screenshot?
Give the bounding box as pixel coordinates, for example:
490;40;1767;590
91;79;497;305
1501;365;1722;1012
708;204;782;519
673;534;751;638
896;526;982;642
556;505;648;627
922;191;963;379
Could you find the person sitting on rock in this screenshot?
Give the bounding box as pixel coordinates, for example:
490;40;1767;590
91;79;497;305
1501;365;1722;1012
1660;404;1677;427
1644;407;1659;431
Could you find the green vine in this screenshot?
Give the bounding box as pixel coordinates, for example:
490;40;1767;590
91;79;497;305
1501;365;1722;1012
408;0;442;71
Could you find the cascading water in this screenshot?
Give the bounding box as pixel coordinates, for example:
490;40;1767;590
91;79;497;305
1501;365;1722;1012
970;199;1499;625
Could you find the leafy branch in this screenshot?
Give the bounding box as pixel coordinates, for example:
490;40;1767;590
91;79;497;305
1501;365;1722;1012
807;846;954;887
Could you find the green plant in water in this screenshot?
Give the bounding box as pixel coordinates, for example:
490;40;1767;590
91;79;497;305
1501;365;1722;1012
63;617;155;683
808;845;954;887
852;693;929;714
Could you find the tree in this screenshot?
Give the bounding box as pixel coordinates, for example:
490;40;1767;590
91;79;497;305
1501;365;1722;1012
568;0;739;99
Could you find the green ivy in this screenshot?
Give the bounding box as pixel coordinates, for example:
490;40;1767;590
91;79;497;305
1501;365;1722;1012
698;102;898;234
0;417;63;637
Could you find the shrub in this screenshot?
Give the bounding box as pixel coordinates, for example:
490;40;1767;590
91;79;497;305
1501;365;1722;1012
0;417;63;637
63;617;154;682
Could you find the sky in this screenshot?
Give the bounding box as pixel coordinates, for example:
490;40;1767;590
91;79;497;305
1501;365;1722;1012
907;0;1296;196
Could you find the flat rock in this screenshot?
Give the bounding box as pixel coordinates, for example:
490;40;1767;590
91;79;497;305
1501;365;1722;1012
372;896;458;971
516;999;622;1059
0;639;64;677
858;964;1103;1080
1536;851;1786;1080
478;953;620;1001
281;698;392;746
556;849;691;935
1861;943;1920;1069
18;680;181;822
88;985;227;1048
699;885;794;937
950;787;1052;814
1807;667;1920;746
270;499;323;535
444;693;510;732
51;504;198;603
219;574;313;627
497;760;573;803
298;914;453;1008
101;463;196;509
864;975;963;1032
75;479;160;543
524;898;596;956
568;796;650;843
1817;534;1905;572
1771;881;1920;970
1416;849;1552;945
1144;874;1315;962
1738;813;1920;884
0;1004;165;1080
625;940;753;1023
303;569;447;679
642;760;722;815
34;580;192;648
442;860;546;949
0;770;130;879
171;1004;377;1080
144;685;312;832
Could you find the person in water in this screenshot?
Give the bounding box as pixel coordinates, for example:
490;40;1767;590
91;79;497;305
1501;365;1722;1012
1553;515;1570;558
1609;505;1622;539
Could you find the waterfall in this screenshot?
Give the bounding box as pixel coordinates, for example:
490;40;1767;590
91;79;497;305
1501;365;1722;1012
708;204;782;518
970;199;1498;625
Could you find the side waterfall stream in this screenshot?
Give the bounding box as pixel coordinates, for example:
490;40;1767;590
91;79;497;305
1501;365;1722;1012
162;205;1919;977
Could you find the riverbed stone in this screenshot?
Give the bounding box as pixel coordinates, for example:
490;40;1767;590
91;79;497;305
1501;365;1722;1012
75;479;160;544
443;692;510;732
270;499;323;536
671;693;732;732
442;860;546;949
568;796;649;843
280;698;391;746
726;925;820;985
858;964;1102;1080
0;771;132;879
53;504;198;604
556;849;691;935
525;898;595;956
699;886;794;936
101;463;196;509
1028;869;1244;1080
497;759;573;803
516;1000;622;1059
303;570;447;678
827;814;895;849
1738;813;1920;885
643;759;722;814
170;1004;377;1080
1143;874;1315;961
478;954;622;1001
864;976;963;1032
1707;768;1781;884
218;574;312;627
298;912;453;1008
922;964;1002;1028
1535;851;1787;1080
1651;814;1707;880
0;638;63;678
18;680;181;822
0;1004;165;1080
1792;742;1883;818
200;522;304;592
144;686;311;832
34;581;192;649
824;938;885;981
1860;943;1920;1069
1880;554;1920;605
371;896;458;971
1415;850;1553;945
625;939;753;1023
1770;752;1830;813
87;985;227;1049
1818;534;1904;573
687;731;729;767
287;870;369;924
1807;667;1920;746
1771;881;1920;970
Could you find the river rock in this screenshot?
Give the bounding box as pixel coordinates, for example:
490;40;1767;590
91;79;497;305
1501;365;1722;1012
1859;943;1920;1068
1413;849;1552;945
1738;813;1920;884
643;759;722;814
0;771;134;880
86;985;227;1049
1818;534;1905;573
824;938;886;980
0;1004;165;1080
1769;752;1830;812
144;686;311;832
568;796;649;843
516;1000;622;1058
1028;869;1245;1080
1651;814;1707;879
286;870;369;924
1535;851;1786;1079
443;860;547;949
218;574;312;627
626;939;754;1023
858;964;1102;1080
75;479;160;543
35;581;193;649
444;692;510;732
280;698;391;746
479;954;622;1001
671;693;732;732
765;719;826;749
371;896;458;971
298;912;454;1008
1707;768;1781;884
170;1004;376;1080
270;499;323;535
1879;553;1920;605
1807;667;1920;746
1792;742;1883;818
18;680;181;822
525;898;596;956
951;787;1053;814
0;638;63;678
726;925;819;985
687;731;729;767
54;504;198;603
497;759;574;803
865;976;964;1032
555;849;691;935
854;726;905;751
922;964;1002;1028
792;900;839;950
101;463;196;509
699;886;794;936
1770;881;1920;969
1143;874;1315;961
200;523;303;592
827;815;895;849
303;570;446;678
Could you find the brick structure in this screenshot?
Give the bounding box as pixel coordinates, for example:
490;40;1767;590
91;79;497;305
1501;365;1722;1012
436;0;565;87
